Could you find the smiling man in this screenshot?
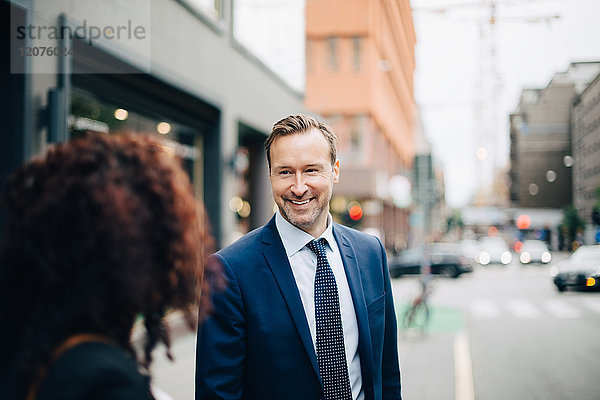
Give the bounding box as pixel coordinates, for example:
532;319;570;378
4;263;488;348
196;114;402;400
268;123;339;238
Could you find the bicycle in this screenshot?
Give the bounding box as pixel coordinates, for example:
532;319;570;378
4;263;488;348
401;275;434;335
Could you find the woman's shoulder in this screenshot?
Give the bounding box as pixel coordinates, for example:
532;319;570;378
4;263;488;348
37;341;153;400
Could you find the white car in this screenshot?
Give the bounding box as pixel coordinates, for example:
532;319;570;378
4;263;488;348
459;239;479;263
477;237;512;265
519;240;552;264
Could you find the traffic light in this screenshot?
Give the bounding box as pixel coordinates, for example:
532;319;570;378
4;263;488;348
348;203;363;221
516;214;531;230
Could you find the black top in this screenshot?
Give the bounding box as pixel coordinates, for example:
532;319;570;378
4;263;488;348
35;341;153;400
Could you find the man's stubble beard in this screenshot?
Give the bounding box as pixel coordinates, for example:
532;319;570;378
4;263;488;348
280;196;330;232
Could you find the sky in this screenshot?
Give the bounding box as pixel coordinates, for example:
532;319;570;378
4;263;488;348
234;0;305;92
234;0;600;208
411;0;600;207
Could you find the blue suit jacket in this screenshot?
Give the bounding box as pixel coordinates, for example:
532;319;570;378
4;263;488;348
196;216;401;400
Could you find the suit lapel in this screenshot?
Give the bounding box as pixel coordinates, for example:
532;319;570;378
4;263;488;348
333;224;375;397
261;216;321;383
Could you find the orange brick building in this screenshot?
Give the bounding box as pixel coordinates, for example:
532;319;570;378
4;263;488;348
305;0;417;251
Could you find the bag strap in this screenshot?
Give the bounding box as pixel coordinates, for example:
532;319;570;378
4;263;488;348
26;334;112;400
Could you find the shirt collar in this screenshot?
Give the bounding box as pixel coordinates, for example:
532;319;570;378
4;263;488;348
275;211;335;257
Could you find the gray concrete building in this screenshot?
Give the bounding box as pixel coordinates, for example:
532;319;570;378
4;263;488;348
572;69;600;242
2;0;307;247
509;62;600;209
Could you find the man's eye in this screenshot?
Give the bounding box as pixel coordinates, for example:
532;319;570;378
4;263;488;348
280;170;291;175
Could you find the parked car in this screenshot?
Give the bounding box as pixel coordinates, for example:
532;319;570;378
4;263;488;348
476;237;512;265
550;245;600;292
389;243;473;278
519;240;552;264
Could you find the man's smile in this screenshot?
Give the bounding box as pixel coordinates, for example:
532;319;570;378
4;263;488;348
287;198;313;206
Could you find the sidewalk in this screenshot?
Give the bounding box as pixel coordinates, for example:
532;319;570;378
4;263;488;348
131;311;196;400
131;311;195;346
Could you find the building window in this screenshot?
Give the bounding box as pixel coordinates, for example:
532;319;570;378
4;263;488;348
183;0;224;21
325;114;342;125
350;115;365;161
328;36;338;71
353;37;361;71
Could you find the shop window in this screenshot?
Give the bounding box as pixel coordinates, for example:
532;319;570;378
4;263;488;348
69;88;202;185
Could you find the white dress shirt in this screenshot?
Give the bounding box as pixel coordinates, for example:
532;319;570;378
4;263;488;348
275;211;364;400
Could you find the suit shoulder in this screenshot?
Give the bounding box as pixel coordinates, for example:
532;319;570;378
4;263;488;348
215;225;265;262
334;223;383;249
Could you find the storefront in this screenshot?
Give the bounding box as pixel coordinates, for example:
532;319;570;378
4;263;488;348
44;35;224;243
69;83;204;194
3;0;308;245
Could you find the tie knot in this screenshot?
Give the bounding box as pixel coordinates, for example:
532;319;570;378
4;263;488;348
306;238;327;257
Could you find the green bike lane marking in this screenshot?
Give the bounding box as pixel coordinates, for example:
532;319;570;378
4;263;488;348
396;301;475;400
397;302;465;333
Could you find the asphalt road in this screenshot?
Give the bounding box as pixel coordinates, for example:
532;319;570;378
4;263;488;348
150;252;600;400
395;252;600;400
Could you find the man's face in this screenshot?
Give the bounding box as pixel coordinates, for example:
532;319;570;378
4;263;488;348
269;128;339;237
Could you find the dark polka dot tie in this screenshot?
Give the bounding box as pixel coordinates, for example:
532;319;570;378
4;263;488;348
307;239;353;400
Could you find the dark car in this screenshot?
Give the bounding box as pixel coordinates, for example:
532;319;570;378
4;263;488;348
550;245;600;292
389;243;473;279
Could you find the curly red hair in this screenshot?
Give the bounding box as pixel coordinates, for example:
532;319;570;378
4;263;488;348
0;133;220;393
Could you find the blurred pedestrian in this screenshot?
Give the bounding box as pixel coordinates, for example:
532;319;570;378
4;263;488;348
195;115;402;400
0;133;220;400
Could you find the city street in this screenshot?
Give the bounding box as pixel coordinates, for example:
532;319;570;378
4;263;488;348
396;252;600;400
151;252;600;399
4;1;600;400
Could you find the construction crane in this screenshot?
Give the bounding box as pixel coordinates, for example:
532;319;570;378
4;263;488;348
411;0;560;204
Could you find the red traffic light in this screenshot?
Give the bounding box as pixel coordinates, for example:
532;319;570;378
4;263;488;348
348;205;363;221
516;215;531;230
